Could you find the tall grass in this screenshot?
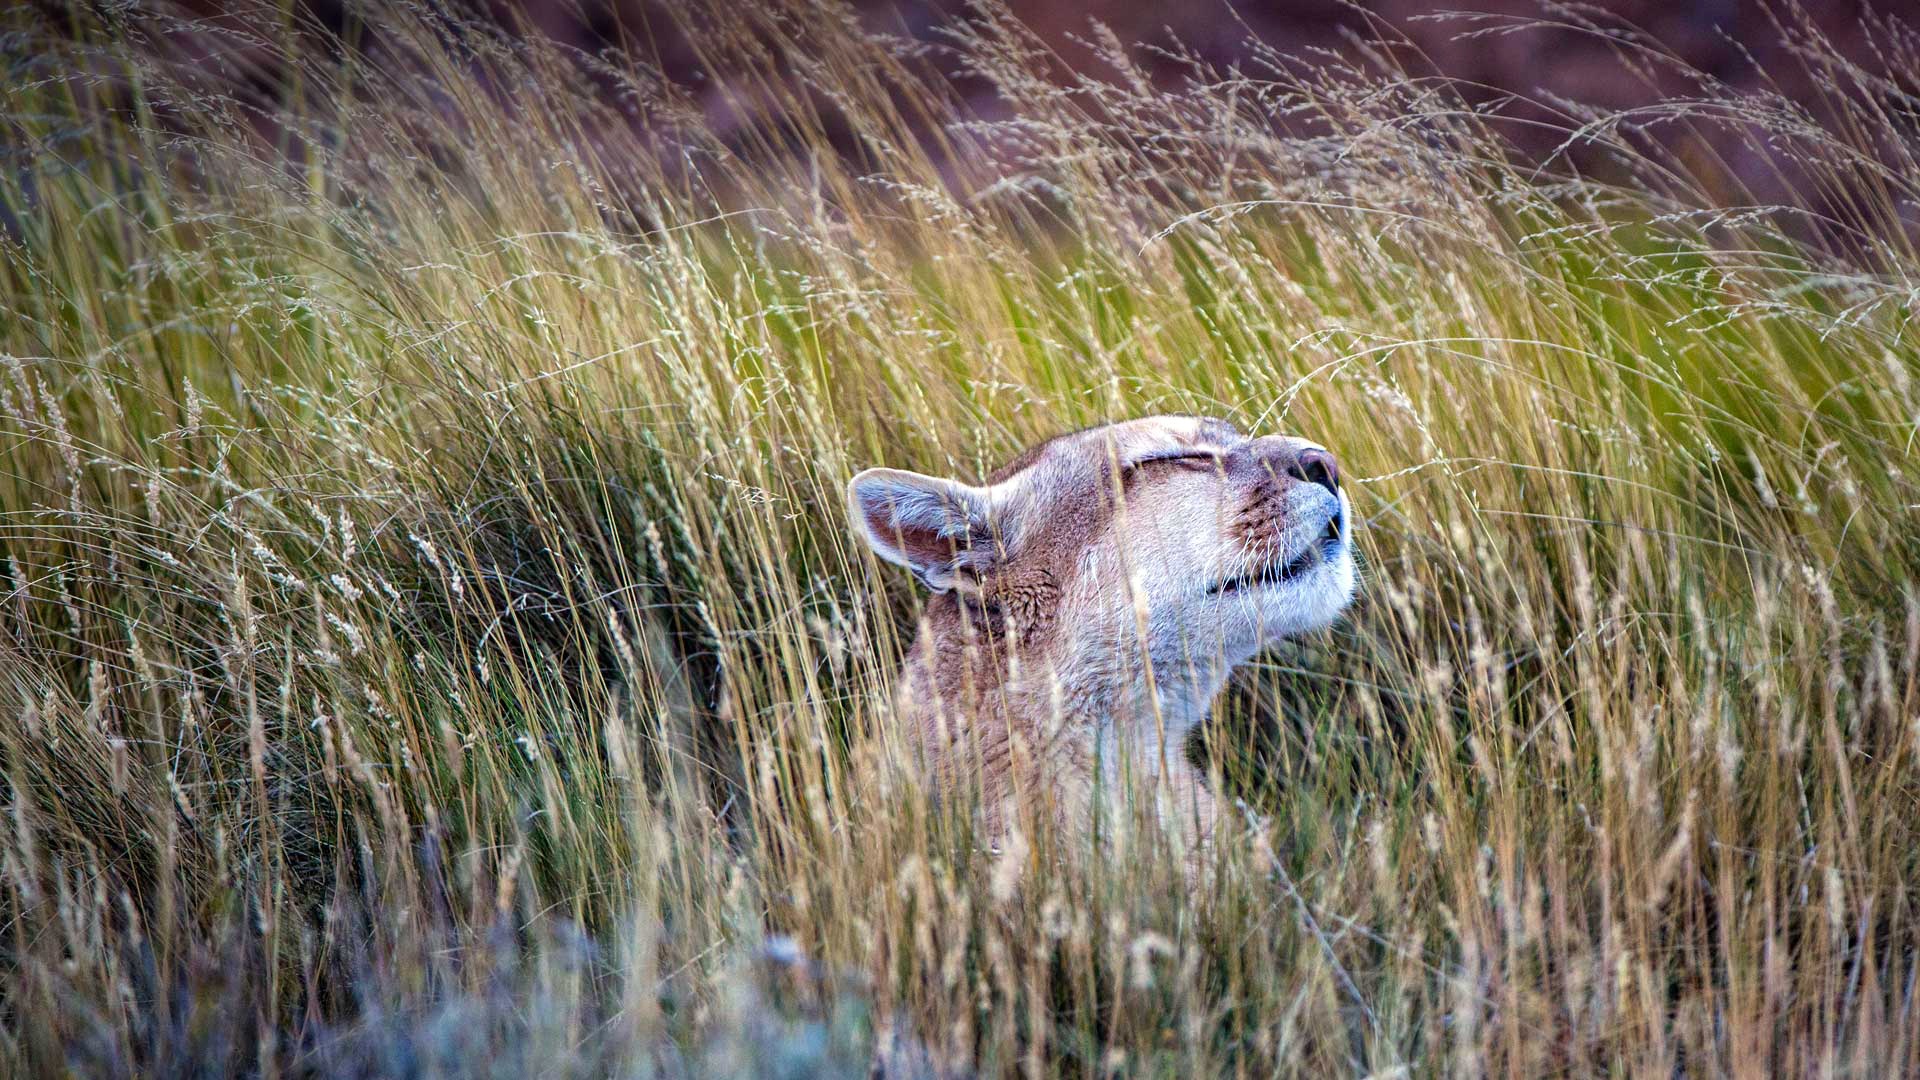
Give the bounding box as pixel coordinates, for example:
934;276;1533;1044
2;1;1917;1074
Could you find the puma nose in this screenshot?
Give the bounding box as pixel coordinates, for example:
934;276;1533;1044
1288;447;1340;496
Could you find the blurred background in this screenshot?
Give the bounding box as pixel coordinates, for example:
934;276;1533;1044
160;0;1915;209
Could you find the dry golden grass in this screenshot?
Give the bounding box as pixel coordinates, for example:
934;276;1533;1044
2;2;1917;1075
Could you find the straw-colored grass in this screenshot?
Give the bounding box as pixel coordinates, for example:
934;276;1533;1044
2;2;1917;1075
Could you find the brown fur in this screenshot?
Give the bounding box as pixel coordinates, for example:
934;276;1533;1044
851;415;1356;872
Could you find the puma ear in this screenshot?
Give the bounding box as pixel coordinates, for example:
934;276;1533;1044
847;467;1000;592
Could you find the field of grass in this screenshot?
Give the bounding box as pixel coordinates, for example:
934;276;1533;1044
2;2;1918;1075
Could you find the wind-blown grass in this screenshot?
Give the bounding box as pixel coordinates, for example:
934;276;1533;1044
2;2;1917;1075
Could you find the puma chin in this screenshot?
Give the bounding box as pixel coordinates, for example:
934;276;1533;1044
849;415;1358;875
1190;464;1353;654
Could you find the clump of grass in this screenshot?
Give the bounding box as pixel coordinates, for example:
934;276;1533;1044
3;1;1918;1074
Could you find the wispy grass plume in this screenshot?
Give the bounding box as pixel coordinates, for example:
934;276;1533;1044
2;1;1917;1074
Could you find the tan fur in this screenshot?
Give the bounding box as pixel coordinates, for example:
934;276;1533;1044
850;415;1357;871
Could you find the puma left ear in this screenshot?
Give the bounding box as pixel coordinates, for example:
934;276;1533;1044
847;467;999;592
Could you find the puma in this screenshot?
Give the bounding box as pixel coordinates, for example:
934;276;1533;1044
849;415;1356;871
